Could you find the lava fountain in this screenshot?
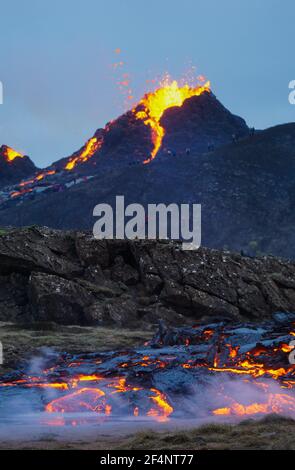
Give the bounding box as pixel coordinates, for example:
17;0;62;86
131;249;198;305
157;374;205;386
133;74;210;163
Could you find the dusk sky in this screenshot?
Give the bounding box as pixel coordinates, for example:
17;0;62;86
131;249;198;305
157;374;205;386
0;0;294;167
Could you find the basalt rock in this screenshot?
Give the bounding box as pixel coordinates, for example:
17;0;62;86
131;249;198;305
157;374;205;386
0;226;295;327
28;272;94;325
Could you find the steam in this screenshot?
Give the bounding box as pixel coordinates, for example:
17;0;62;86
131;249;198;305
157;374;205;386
0;352;294;443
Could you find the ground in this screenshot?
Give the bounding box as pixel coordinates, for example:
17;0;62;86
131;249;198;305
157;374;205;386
1;324;295;450
0;322;153;375
0;415;294;450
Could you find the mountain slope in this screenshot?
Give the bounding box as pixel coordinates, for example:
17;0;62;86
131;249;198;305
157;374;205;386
1;123;295;258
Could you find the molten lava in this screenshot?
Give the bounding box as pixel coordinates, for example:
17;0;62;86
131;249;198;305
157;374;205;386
65;136;102;170
213;393;295;417
133;75;210;163
19;170;56;188
2;146;24;162
1;317;295;427
43;375;173;422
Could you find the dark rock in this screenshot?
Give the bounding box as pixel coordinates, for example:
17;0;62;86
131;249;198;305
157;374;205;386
84;302;108;325
160;281;192;310
75;233;109;268
111;256;139;286
105;298;139;327
0;273;28;321
28;272;94;324
2;123;295;260
187;286;240;320
0;227;295;327
0;226;81;278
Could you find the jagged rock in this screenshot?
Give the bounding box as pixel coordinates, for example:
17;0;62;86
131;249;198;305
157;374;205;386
75;233;109;268
84;302;108;325
28;272;94;324
105;298;139;327
0;227;295;327
160;281;192;310
187;286;240;320
237;283;267;318
0;226;81;278
111;256;139;285
143;274;163;295
138;304;192;326
0;273;28;321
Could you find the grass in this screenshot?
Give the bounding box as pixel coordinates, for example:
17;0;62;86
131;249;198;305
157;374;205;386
0;322;153;375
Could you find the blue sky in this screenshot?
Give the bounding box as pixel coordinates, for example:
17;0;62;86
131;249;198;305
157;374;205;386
0;0;294;167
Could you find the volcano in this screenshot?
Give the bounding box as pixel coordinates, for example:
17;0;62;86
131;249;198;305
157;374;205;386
0;145;37;188
0;78;295;258
51;80;248;171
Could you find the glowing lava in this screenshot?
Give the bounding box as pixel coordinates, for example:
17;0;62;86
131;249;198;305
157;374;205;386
2;146;24;162
65;136;102;170
42;375;173;422
213;393;295;416
133;75;210;163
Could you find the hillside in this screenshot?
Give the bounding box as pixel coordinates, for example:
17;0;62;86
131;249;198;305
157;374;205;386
0;123;295;258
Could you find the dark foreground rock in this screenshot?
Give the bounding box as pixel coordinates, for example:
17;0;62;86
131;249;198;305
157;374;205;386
0;226;295;327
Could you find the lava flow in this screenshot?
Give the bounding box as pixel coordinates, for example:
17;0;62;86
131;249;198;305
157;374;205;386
1;314;295;428
65;136;103;170
133;75;210;163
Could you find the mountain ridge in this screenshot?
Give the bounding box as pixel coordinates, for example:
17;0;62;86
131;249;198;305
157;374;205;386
0;92;294;259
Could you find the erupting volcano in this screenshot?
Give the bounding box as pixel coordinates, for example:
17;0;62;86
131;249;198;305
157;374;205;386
133;75;210;163
0;71;249;212
62;74;211;169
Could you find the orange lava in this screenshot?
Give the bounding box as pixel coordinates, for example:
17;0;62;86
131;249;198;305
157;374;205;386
133;75;210;163
209;359;294;380
19;170;56;188
11;188;33;198
213;393;295;416
2;146;24;162
149;388;174;422
45;387;106;413
43;375;173;422
65;136;102;170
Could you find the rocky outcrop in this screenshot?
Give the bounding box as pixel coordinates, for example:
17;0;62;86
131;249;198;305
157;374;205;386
0;226;295;327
